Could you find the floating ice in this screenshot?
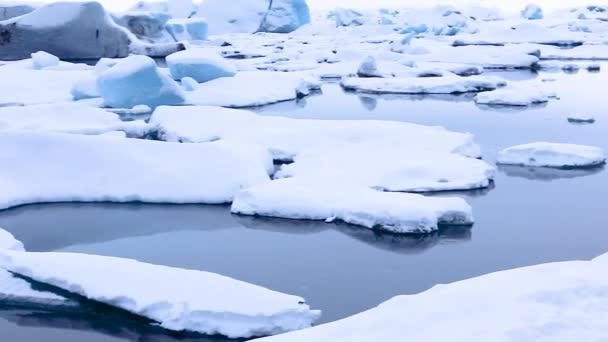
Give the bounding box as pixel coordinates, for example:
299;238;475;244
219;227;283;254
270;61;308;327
522;4;543;20
253;253;608;342
232;178;473;234
166;49;237;83
97;55;186;109
150;106;482;160
0;103;149;136
0;131;272;210
357;56;383;78
497;143;606;168
341;75;505;95
475;85;555;107
0;250;320;338
186;71;319;107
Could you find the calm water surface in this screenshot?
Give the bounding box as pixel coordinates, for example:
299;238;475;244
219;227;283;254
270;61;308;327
1;64;608;341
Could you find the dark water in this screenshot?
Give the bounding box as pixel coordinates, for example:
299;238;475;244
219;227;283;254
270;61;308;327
1;65;608;341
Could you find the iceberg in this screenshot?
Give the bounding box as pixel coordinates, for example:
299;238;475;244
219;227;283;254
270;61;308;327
0;1;183;60
232;178;473;234
252;253;608;342
113;11;173;44
166;18;208;41
0;131;273;210
522;4;544;20
357;56;383;78
341;75;506;95
97;55;186;109
0;250;321;338
497;143;606;168
0;103;149;136
166;49;237;83
196;0;268;35
259;0;311;33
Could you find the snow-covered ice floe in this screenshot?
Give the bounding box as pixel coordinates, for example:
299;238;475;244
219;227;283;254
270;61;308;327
497;143;606;168
232;178;473;234
0;229;24;252
185;71;320;107
475;84;556;107
341;75;505;95
0;131;272;210
166;49;237;83
251;252;608;342
0;250;321;338
0;103;149;136
150;106;482;160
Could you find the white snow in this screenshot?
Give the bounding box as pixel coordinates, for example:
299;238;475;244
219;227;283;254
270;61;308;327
0;250;321;338
97;55;186;109
232;178;473;234
168;0;194;18
0;103;149;136
497;143;606;168
341;75;506;95
166;49;237;83
0;131;273;210
252;252;608;342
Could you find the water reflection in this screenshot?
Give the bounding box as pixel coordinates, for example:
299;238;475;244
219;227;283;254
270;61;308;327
498;164;605;181
0;203;238;251
475;102;549;112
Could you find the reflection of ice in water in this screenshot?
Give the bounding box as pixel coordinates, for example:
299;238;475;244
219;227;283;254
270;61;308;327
498;164;605;181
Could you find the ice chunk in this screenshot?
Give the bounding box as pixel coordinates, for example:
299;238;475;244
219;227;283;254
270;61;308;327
252;254;608;342
186;71;319;107
166;49;237;83
180;76;200;91
30;51;60;70
0;103;149;136
332;8;364;27
0;229;24;252
232;178;473;234
259;0;311;33
341;75;505;95
166;18;208;41
0;250;320;338
497;143;606;168
0;131;272;210
71;75;100;100
97;55;186;109
475;85;555;107
357;56;383;78
522;4;543;20
150;106;482;160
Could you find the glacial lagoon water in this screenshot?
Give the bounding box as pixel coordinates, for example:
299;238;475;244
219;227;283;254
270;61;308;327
1;65;608;341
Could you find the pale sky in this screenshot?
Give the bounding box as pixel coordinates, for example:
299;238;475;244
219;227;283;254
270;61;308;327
9;0;600;12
